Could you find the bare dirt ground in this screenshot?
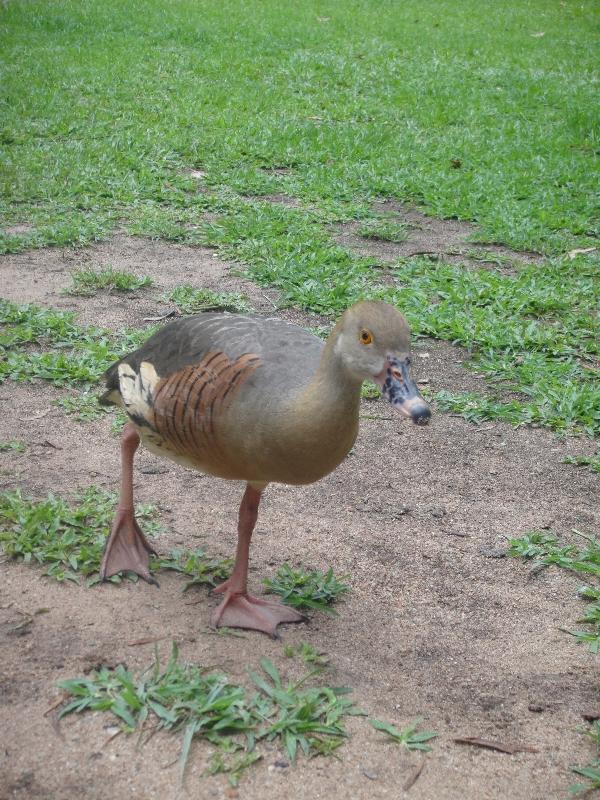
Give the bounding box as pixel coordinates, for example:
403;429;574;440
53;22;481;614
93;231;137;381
1;220;598;800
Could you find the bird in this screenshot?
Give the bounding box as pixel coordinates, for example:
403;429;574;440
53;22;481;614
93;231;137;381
98;300;431;636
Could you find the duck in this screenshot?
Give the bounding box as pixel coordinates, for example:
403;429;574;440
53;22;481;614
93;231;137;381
98;300;431;636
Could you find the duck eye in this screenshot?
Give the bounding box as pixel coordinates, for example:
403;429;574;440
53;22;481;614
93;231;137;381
360;329;373;345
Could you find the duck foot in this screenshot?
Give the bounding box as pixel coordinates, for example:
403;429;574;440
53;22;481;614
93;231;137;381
100;508;159;586
211;589;306;637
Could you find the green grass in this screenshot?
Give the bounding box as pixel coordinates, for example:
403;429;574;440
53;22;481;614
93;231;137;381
1;0;598;448
1;0;598;441
58;647;362;783
0;439;25;453
0;486;161;583
569;761;600;795
152;547;232;591
361;380;380;400
563;454;600;475
54;391;112;422
370;718;438;752
166;286;251;315
64;266;153;296
0;486;233;589
0;299;158;389
283;642;330;668
263;564;349;614
1;0;597;256
184;210;600;437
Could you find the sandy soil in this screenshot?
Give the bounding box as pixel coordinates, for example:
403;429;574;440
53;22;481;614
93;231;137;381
1;221;598;800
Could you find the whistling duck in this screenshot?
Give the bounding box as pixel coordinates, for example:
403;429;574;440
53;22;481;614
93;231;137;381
99;300;431;635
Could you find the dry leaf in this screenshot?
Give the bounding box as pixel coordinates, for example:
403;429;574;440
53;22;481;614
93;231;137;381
127;635;169;646
568;247;596;260
403;759;426;791
454;737;538;754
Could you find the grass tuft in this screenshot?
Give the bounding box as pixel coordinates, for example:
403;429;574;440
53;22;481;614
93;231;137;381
263;564;349;614
283;642;330;668
370;718;438;751
54;392;111;422
0;486;238;591
563;454;600;475
64;266;153;297
0;299;157;389
0;486;161;584
0;439;26;453
249;656;362;762
58;646;362;783
151;547;232;591
166;286;251;315
508;530;599;653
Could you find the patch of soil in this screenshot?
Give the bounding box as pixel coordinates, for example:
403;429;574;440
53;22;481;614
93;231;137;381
1;237;598;800
248;192;302;208
1;223;36;236
334;200;543;271
0;235;280;331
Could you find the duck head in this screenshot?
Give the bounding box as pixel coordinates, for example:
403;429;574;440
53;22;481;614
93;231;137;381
334;301;431;425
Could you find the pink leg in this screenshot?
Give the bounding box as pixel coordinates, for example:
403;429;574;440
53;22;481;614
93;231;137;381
100;422;158;585
211;485;305;636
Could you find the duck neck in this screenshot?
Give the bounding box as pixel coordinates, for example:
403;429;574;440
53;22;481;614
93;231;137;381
300;327;363;419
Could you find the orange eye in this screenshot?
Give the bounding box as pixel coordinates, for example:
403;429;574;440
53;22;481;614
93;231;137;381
360;329;373;345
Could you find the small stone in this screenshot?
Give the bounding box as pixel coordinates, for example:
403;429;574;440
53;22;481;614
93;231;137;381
391;507;410;518
528;703;544;713
273;760;289;769
479;546;506;559
359;766;378;781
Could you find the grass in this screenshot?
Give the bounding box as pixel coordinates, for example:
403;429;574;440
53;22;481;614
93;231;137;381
0;439;25;453
0;488;352;617
0;486;232;589
58;646;363;783
284;642;330;668
0;486;162;584
185;209;600;437
384;256;600;437
166;286;251;315
563;454;600;475
370;718;438;751
263;564;349;614
569;762;600;795
0;0;597;442
0;0;597;448
54;391;112;422
0;299;158;389
64;266;153;296
1;0;596;256
152;547;232;591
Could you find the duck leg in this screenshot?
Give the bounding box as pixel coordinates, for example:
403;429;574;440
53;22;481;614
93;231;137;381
100;422;158;585
211;485;305;636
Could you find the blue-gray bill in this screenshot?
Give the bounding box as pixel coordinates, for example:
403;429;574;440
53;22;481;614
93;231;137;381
378;355;431;425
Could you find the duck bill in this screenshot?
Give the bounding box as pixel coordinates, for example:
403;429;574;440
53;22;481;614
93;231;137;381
374;355;431;426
